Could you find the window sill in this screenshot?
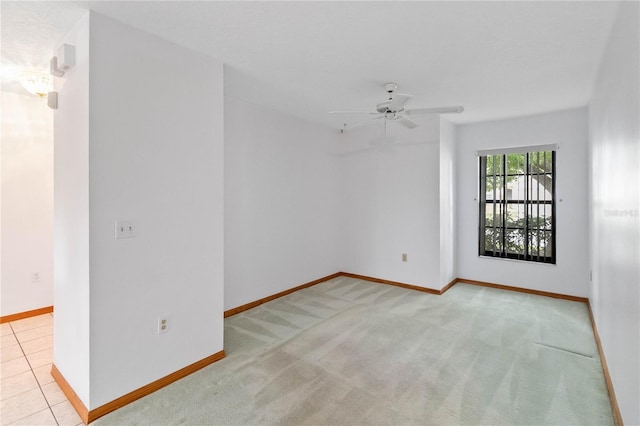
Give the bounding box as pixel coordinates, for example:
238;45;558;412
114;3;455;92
478;255;556;266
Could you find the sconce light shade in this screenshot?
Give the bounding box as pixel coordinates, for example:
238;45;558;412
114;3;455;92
19;71;53;98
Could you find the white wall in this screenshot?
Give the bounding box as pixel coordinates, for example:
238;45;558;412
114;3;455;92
339;117;442;289
588;2;639;424
456;108;590;297
1;91;53;317
53;12;91;404
54;12;225;409
225;109;456;298
439;118;457;288
224;97;341;310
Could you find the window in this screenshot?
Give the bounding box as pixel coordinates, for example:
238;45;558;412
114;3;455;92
479;148;556;264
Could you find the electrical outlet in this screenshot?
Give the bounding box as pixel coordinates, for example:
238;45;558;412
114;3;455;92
31;272;41;283
402;253;408;262
115;220;136;239
157;317;168;334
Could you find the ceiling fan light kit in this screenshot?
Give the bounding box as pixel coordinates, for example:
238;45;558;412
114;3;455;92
330;82;464;133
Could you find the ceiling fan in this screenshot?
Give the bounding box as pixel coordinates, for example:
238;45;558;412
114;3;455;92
329;83;464;132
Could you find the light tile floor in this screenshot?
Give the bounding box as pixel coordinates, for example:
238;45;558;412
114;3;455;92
1;314;82;426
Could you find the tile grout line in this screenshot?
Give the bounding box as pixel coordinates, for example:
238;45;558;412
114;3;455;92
8;320;60;426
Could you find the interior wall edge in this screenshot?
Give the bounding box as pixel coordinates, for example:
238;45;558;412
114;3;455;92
51;364;90;424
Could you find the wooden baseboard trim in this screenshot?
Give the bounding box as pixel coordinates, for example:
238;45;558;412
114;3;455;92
1;306;53;324
440;278;458;294
225;272;453;319
53;351;226;424
88;350;225;423
51;364;89;424
586;302;623;426
224;272;342;317
340;272;441;295
456;278;588;303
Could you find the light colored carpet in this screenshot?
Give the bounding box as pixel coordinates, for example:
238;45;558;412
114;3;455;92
94;277;614;425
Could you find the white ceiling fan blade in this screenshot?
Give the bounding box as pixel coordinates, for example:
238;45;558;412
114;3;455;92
397;116;418;129
405;106;464;116
341;115;384;131
329;111;381;115
386;94;413;111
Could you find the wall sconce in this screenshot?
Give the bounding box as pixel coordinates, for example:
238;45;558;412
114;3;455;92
45;44;75;109
50;44;75;77
17;44;74;109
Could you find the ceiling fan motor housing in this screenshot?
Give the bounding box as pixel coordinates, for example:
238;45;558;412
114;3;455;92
384;82;398;94
377;82;400;112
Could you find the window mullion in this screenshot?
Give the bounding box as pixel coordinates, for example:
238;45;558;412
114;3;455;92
502;155;507;257
551;151;556;263
491;157;498;255
536;151;541;262
525;153;529;260
479;156;487;256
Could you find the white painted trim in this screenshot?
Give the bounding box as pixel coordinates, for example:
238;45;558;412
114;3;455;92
476;143;559;156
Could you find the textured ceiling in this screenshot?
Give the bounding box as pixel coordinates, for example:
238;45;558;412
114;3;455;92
1;1;620;127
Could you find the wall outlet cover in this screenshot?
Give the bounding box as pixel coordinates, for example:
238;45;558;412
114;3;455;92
157;316;169;334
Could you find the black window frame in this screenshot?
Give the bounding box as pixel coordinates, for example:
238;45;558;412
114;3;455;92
478;150;556;264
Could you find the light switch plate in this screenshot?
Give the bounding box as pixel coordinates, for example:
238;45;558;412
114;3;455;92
115;220;136;239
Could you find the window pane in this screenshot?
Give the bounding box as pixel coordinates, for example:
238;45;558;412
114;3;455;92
484;202;504;227
478;150;555;264
485;175;504;200
506;176;525;201
527;204;553;229
527;176;553;201
507;153;526;177
542;231;553;257
486;155;503;175
528;151;553;174
506;203;525;228
527;229;553;258
505;228;525;255
484;227;503;253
